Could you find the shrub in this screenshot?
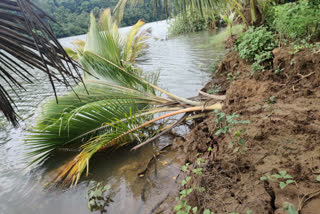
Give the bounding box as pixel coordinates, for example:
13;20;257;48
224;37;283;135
234;26;277;72
266;1;320;40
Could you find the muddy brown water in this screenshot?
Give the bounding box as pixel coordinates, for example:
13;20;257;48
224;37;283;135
0;20;225;214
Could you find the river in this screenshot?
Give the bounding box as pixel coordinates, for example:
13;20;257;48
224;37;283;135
0;20;225;214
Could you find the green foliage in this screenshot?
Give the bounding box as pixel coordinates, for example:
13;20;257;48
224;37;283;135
234;26;276;62
263;96;276;105
282;202;298;214
213;110;250;153
213;110;250;137
210;24;244;47
226;71;240;81
266;1;320;40
169;9;217;36
206;55;224;74
260;171;295;190
175;159;215;214
219;11;236;38
234;26;277;73
229;129;247;153
207;84;221;94
290;38;320;54
274;66;284;75
176;156;252;213
31;0;166;38
203;209;214;214
86;181;112;213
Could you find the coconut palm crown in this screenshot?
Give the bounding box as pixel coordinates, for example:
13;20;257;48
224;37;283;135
26;9;223;187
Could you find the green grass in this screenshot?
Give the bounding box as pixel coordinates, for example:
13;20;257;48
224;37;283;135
210;24;244;47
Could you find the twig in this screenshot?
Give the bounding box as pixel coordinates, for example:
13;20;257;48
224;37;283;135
298;189;320;212
186;112;210;121
292;72;315;84
198;90;226;100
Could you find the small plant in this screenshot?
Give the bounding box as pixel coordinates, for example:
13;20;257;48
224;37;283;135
86;181;112;213
208;84;221;94
175;159;214;214
213;110;250;137
234;26;277;73
290;38;320;54
229;129;247;153
213;111;250;154
208;57;223;73
203;209;214;214
220;11;236;37
282;202;298;214
175;162;197;214
227;71;240;81
252;62;266;73
260;171;296;190
274;66;284;75
263;96;276;105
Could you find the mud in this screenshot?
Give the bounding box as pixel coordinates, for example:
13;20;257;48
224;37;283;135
167;48;320;213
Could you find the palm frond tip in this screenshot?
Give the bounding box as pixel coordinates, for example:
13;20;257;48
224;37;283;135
0;0;84;126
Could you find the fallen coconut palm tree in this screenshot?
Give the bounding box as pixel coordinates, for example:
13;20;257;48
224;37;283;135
26;9;223;187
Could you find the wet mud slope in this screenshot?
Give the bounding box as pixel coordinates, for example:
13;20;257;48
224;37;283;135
180;48;320;213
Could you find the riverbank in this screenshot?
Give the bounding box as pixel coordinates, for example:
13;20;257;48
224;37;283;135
156;46;320;213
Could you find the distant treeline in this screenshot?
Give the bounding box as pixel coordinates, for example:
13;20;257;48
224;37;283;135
32;0;167;38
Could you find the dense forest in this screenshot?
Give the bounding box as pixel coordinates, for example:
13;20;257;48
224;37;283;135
32;0;167;38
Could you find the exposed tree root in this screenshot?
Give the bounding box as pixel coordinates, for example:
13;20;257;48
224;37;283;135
298;189;320;213
132;113;190;151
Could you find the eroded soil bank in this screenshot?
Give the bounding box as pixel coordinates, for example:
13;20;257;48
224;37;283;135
157;47;320;213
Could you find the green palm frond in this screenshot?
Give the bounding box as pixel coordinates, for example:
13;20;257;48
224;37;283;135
114;0;250;25
0;0;83;126
123;19;149;64
49;110;151;187
26;82;165;165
